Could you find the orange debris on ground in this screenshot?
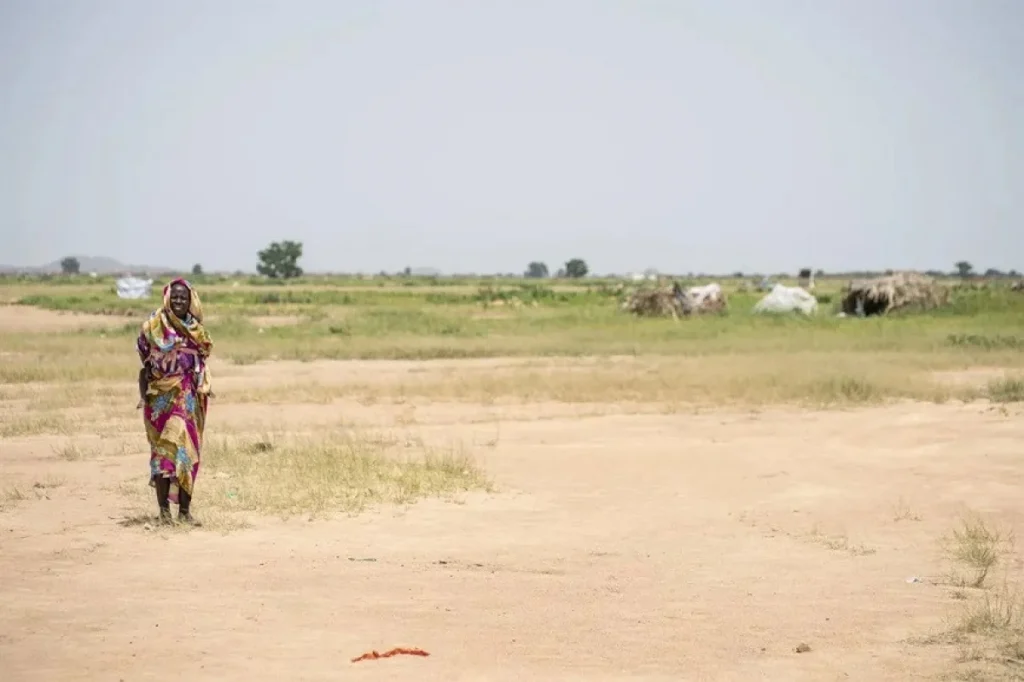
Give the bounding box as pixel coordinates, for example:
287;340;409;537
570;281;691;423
351;647;430;663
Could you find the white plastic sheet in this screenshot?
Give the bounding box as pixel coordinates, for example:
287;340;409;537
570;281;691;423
685;283;723;307
115;276;154;300
752;284;818;315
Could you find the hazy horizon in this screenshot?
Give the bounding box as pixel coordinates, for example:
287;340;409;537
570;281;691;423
2;1;1021;275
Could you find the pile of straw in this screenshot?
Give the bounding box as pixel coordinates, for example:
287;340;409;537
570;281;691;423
839;272;950;317
1011;280;1024;292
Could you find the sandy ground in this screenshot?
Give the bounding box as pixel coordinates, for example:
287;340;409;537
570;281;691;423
3;382;1023;680
1;308;1022;680
0;304;129;331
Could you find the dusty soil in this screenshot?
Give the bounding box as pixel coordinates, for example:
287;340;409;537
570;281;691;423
2;357;1023;681
246;315;304;328
0;304;126;332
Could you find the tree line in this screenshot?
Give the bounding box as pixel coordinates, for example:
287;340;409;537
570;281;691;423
56;250;1017;281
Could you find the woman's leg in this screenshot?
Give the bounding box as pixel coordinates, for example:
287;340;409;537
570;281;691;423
177;488;201;526
153;477;172;523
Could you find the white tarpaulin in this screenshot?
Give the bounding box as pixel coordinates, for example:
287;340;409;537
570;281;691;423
115;276;154;300
685;283;723;307
752;284;818;315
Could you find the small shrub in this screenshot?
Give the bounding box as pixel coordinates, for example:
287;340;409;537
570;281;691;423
941;511;1015;588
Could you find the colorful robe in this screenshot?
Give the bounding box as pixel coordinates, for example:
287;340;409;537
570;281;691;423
137;279;213;500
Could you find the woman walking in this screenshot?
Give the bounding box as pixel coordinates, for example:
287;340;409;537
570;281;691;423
137;278;213;525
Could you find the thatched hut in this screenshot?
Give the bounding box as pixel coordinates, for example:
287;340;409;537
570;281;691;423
622;282;727;318
839;272;949;316
621;287;681;317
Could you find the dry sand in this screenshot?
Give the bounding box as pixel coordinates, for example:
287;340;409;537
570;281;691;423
2;386;1022;680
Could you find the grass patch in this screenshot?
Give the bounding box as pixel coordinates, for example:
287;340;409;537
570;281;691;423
220;353;976;408
988;378;1024;403
947;334;1024;351
201;432;492;518
0;412;76;438
118;431;493;524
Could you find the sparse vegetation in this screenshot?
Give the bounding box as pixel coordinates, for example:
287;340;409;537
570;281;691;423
921;511;1024;680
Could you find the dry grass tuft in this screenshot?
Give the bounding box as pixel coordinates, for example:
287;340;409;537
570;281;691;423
941;511;1016;589
0;486;29;512
52;442;102;461
892;497;922;523
807;524;876;556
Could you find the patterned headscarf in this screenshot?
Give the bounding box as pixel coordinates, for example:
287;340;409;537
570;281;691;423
141;278;213;359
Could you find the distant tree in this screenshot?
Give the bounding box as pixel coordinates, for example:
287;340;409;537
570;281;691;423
525;261;549;278
60;257;80;275
955;261;974;279
403;266;412;277
564;258;588;279
256;240;304;279
983;268;1004;278
798;268;812;280
191;263;203;276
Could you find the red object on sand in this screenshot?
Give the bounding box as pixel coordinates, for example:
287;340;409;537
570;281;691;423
351;647;430;663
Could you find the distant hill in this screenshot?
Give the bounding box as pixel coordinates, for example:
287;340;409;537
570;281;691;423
0;256;177;275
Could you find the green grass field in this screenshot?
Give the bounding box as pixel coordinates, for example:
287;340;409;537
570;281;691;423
2;275;1023;406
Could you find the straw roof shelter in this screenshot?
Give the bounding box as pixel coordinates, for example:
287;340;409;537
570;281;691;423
839;272;950;317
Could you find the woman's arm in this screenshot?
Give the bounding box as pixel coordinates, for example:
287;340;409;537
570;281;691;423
137;366;149;408
136;330;151;364
136;329;151;408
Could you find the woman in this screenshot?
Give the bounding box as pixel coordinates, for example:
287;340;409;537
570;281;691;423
137;278;213;525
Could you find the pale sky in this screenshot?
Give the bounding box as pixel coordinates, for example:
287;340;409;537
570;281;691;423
1;0;1021;275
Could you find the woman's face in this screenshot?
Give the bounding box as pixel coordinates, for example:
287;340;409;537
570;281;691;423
168;283;190;319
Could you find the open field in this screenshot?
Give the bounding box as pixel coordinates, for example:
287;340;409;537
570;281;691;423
2;276;1024;681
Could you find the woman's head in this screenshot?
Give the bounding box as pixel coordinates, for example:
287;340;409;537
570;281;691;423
168;281;191;319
